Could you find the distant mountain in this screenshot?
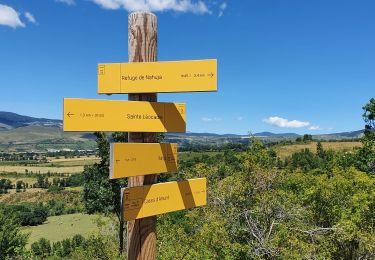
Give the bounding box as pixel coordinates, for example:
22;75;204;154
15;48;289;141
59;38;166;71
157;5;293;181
253;132;300;137
326;130;364;138
167;132;244;138
0;111;62;129
167;132;300;138
0;111;364;152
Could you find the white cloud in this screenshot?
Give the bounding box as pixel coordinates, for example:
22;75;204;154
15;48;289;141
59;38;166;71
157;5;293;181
201;117;222;122
309;125;323;131
91;0;210;14
218;2;226;17
0;4;25;28
56;0;76;5
237;116;244;121
24;12;36;24
263;116;310;128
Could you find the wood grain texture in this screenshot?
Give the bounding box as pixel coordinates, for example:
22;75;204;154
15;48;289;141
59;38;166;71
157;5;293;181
127;12;158;260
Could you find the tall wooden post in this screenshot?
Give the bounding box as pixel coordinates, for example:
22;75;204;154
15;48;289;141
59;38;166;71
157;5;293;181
127;12;158;260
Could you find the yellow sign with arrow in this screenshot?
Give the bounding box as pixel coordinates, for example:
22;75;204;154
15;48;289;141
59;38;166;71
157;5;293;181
110;143;178;179
98;59;217;94
63;98;185;132
122;178;207;221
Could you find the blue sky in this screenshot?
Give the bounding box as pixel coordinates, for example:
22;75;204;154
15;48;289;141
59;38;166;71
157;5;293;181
0;0;374;135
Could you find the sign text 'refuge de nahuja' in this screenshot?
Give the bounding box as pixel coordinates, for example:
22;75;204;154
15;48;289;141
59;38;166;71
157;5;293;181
63;98;185;132
98;59;217;94
110;143;178;179
122;178;207;221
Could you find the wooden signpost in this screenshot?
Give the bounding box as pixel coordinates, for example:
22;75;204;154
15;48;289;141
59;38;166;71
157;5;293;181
122;178;207;221
110;143;178;179
63;11;216;260
98;59;217;94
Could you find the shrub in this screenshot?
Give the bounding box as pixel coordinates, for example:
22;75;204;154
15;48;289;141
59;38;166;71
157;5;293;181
0;207;28;259
13;203;48;226
31;238;51;257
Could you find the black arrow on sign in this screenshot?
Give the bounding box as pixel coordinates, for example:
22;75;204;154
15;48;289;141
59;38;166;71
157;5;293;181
67;112;75;118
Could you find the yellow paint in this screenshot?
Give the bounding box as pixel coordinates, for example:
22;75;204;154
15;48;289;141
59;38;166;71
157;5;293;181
110;143;178;179
63;98;185;132
98;59;217;94
122;178;207;221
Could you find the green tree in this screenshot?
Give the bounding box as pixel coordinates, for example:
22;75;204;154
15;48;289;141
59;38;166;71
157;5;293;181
0;207;28;259
287;148;321;172
16;180;24;192
303;134;313;142
359;98;375;174
82;132;127;254
71;234;85;248
61;238;72;257
53;241;64;257
0;179;12;194
13;203;48;226
47;199;66;216
316;141;325;159
35;174;49;188
32;203;48;224
363;98;375;137
31;238;51;258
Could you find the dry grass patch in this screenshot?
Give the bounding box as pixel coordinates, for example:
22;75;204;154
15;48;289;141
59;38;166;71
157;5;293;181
0;189;80;204
275;141;362;159
0;176;36;185
48;156;99;163
0;165;84;174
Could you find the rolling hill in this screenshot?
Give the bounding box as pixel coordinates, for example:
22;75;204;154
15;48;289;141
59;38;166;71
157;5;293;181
0;111;62;129
0;111;364;152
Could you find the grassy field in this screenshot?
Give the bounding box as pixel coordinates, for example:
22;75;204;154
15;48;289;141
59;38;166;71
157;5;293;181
45;156;100;167
41;160;99;167
0;175;36;185
0;156;98;187
48;156;98;163
0;156;98;174
274;141;362;158
23;213;109;247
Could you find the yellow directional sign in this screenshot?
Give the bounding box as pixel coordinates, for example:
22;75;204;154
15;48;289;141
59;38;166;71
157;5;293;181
122;178;206;221
63;98;185;132
98;59;217;94
110;143;177;179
